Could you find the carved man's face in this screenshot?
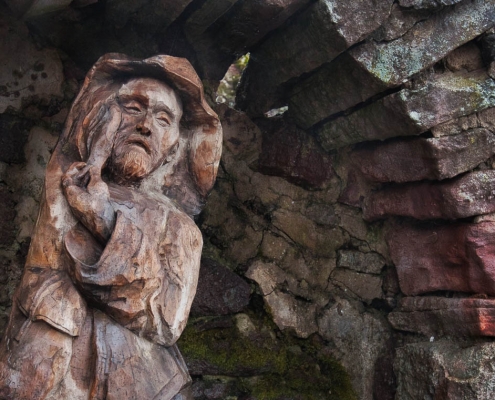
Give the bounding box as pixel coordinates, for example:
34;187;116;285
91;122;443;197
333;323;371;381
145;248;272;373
110;77;183;182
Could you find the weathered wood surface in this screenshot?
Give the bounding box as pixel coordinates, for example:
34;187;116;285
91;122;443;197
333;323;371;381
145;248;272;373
0;54;222;400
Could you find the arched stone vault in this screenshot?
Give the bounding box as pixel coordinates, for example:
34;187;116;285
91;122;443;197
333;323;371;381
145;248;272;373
1;1;495;398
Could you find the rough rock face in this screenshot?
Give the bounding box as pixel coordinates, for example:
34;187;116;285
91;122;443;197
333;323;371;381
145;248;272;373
191;258;251;317
237;0;394;116
246;261;319;338
395;341;495;400
351;128;495;183
258;118;334;188
364;170;495;221
0;16;64;113
290;0;495;128
389;297;495;337
318;299;391;400
185;0;312;82
317;70;495;150
387;221;495;296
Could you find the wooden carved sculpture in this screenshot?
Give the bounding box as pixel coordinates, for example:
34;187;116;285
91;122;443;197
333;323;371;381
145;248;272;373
0;54;222;400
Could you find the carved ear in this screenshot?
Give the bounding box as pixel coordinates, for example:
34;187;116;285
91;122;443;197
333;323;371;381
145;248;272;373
189;121;223;197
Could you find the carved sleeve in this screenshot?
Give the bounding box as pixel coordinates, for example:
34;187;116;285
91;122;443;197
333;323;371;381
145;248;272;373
64;199;202;347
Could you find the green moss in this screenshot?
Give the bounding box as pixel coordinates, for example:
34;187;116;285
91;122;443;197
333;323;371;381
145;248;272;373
178;316;357;400
242;353;357;400
178;320;287;375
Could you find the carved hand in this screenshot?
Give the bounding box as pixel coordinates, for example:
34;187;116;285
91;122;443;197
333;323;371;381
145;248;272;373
62;162;116;243
83;98;122;171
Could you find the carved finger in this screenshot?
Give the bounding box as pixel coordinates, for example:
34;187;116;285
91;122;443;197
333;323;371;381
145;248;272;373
73;166;91;188
87;166;109;195
62;162;87;188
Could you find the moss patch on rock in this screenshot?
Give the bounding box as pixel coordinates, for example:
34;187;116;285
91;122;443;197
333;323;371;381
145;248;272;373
178;314;357;399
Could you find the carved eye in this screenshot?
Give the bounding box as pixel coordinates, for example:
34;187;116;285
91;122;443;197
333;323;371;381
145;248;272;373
156;111;171;126
123;101;143;114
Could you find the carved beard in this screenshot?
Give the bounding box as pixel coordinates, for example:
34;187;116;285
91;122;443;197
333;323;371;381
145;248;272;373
109;128;161;183
110;147;153;182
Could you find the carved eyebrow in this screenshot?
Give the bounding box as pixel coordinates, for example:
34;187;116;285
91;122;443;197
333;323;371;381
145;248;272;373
118;94;149;106
154;102;178;121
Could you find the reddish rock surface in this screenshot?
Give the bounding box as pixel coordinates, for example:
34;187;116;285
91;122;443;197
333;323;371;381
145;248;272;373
387;221;495;296
237;0;393;116
364;170;495;221
395;340;495;399
258;118;334;188
389;296;495;337
316;70;495;150
290;0;495;128
191;258;251;317
351;129;495;183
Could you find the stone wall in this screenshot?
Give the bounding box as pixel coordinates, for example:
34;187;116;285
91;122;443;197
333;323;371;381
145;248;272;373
1;1;495;399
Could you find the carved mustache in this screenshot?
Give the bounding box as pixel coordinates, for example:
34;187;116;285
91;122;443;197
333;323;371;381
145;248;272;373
124;135;152;155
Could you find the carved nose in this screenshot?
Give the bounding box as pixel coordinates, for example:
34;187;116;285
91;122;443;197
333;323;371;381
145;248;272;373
136;123;151;136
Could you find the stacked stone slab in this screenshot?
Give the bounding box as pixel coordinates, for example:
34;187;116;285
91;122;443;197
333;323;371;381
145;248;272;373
236;0;394;115
317;69;495;150
389;297;495;337
351;128;495;183
231;0;495;397
183;0;313;81
290;0;495;129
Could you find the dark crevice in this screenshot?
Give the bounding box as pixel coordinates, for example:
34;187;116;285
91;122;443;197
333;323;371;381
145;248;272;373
308;85;403;133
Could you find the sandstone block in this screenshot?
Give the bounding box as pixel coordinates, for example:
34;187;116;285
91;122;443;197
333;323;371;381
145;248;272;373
237;0;393;116
331;268;383;303
216;104;261;166
445;42;485;72
260;232;291;262
395;340;495;400
224;225;263;265
258;118;334;188
337;250;385;274
316;70;495;150
246;261;318;338
364;170;495;221
389;296;495;337
290;0;495;128
272;209;345;257
399;0;464;9
191;259;251;317
187;0;312;82
371;4;432;42
387;221;495;296
280;251;335;294
318;299;390;400
431;107;495;137
352;129;495;183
